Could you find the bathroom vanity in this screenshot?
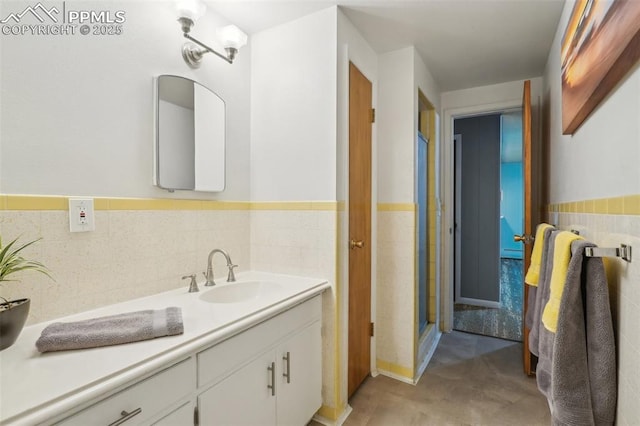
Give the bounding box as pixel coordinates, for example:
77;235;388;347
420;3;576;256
0;272;329;425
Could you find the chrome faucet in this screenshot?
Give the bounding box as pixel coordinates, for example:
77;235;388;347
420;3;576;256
203;249;237;286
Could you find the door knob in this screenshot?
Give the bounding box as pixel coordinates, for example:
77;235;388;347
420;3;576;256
350;239;364;249
513;234;534;244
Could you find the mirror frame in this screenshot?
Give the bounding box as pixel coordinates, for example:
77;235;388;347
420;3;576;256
154;74;227;193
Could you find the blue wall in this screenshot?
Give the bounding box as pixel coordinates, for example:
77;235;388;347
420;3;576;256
500;112;523;259
500;162;523;258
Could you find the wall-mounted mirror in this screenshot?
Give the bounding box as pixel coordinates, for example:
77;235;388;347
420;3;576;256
155;75;225;192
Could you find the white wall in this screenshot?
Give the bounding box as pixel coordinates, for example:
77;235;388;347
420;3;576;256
337;8;378;202
250;7;337;202
545;3;640;202
0;1;250;200
377;46;440;204
441;78;541;112
414;52;441;112
377;47;415;203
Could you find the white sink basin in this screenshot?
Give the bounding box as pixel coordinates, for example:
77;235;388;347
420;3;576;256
199;281;282;304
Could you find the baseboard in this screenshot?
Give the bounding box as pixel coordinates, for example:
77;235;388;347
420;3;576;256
313;404;352;426
376;368;416;385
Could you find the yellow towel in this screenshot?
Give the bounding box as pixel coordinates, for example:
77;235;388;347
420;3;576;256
524;223;554;286
542;231;584;333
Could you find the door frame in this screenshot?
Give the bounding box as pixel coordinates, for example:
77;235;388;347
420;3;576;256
441;99;524;331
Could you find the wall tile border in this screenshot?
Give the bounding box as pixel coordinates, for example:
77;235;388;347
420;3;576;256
377;203;416;212
549;194;640;215
0;195;340;212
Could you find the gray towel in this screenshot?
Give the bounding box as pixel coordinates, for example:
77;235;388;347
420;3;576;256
536;240;616;425
527;227;557;356
36;307;184;353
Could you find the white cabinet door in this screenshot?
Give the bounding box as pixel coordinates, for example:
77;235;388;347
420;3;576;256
277;321;322;426
198;351;277;426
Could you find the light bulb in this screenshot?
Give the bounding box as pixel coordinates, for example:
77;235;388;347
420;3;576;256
175;0;206;22
217;25;248;50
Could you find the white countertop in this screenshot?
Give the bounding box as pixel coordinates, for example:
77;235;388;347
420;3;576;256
0;271;329;425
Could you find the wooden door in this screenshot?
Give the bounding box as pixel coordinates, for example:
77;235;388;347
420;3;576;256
348;62;372;398
521;80;536;376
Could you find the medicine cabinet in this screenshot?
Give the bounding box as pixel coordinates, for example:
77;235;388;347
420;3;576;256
155;75;225;192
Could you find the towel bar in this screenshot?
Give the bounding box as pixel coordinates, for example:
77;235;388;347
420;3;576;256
584;244;632;263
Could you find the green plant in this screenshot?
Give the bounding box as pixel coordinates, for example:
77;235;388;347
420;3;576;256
0;236;52;305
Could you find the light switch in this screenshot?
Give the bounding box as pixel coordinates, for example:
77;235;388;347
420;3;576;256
69;198;95;232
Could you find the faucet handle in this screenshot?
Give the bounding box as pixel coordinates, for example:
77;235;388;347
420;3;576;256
182;274;199;293
227;264;237;282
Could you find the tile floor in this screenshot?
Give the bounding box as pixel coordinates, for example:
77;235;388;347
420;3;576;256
331;331;551;425
454;259;524;341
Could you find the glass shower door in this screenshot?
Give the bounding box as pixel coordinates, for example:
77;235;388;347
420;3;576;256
417;132;429;333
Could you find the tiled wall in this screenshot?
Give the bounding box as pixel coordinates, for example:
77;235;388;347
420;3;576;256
376;207;416;380
1;196;345;421
249;206;340;412
0;201;250;324
549;195;640;424
250;207;337;279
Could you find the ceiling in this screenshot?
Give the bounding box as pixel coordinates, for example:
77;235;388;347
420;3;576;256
208;0;565;92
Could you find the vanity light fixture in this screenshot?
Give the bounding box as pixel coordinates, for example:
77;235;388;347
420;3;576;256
176;0;248;68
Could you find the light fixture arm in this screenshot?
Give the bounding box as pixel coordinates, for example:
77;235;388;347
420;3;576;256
183;32;235;65
176;4;246;69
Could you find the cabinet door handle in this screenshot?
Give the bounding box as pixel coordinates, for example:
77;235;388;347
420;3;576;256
267;362;276;396
107;408;142;426
283;352;291;384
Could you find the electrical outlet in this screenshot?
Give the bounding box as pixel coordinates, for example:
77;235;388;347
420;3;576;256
69;198;95;232
78;206;88;224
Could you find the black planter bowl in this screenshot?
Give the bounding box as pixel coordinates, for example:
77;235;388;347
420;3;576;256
0;298;30;350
